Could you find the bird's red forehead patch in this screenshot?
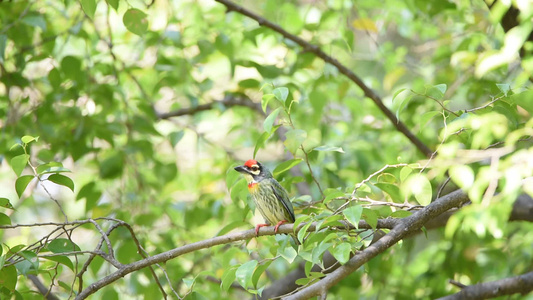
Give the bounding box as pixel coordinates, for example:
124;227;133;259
244;159;258;168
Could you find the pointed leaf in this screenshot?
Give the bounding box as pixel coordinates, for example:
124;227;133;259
343;205;363;229
313;145;345;153
0;198;13;209
80;0;97;19
362;208;378;229
254;131;272;158
263;107;282;133
0;213;11;225
235;260;258;288
11;154;30;177
273;159;302;177
48;174;75;192
21;135;39;144
47;239;81;253
273;87;289;102
15;175;34;198
331;243;352;264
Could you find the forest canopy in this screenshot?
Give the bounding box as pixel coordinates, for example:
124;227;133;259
0;0;532;299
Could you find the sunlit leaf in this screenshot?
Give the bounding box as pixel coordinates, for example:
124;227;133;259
235;260;258;288
343;205;363;229
123;9;148;35
313;145;345;153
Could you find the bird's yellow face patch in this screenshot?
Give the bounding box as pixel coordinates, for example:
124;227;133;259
248;164;260;176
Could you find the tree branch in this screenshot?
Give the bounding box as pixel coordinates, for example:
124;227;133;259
75;219;397;299
438;271;533;300
156;96;262;119
214;0;433;158
283;189;469;299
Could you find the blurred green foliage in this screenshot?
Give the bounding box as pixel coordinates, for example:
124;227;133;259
0;0;532;299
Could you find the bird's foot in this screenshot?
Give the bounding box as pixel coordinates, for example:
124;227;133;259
274;220;288;233
255;223;269;236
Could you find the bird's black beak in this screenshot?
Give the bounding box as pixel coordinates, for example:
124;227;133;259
234;165;248;174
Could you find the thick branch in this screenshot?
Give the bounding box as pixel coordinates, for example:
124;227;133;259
438;271;533;300
75;219;397;299
214;0;433;157
283;189;469;299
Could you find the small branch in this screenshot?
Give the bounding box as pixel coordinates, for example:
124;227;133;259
463;95;503;113
156;96;262;119
75;219;397;299
438;271;533;300
214;0;433;158
410;90;460;117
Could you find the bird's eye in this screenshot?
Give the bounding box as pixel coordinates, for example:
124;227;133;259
251;166;259;171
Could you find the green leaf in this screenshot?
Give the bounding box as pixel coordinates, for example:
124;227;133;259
263;107;282;133
221;266;238;291
11;154;30;177
313;145;345;153
0;265;17;292
106;0;119;10
77;181;102;211
123;9;148;36
400;167;413;182
16;251;39;275
323;189;345;205
99;151;125;179
362;208;378;229
22;15;46;31
252;261;272;288
496;83;511;96
509;90;533;115
80;0;97;19
297;221;313;243
273;87;289;103
343;205;363;229
43;255;74;271
0;34;7;64
278;244;297;263
434;83;447;94
406;174;432;206
331;243;352;264
374;183;402;202
253;131;272;158
47;238;81;253
169;131;185;147
284;129;307;154
261;94;275;113
48;174;75;192
21;135;39;144
273;159;302;177
0;213;11;225
393;89;413;121
15;175;34;198
0;198;13;209
236;260;258;288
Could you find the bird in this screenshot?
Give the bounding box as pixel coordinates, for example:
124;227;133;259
234;159;298;244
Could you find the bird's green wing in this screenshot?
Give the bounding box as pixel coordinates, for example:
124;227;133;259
268;178;295;222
